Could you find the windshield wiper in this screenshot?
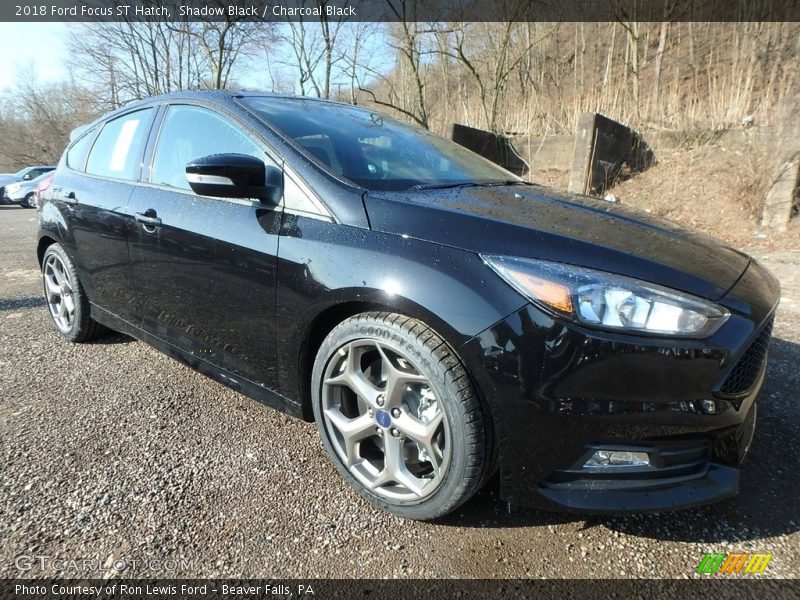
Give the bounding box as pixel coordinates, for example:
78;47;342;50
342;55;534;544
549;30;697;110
481;179;533;187
409;181;483;191
410;179;532;191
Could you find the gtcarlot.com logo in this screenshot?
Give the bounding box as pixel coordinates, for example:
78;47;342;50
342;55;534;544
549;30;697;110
696;552;773;575
14;554;192;574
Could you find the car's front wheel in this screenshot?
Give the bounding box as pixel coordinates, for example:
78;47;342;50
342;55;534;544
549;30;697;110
311;312;493;520
41;243;107;342
24;194;35;208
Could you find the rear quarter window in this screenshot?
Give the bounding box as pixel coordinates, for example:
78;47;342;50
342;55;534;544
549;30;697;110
66;129;96;171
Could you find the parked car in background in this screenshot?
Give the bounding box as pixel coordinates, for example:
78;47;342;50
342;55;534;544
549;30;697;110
4;172;54;208
37;91;779;520
0;166;55;204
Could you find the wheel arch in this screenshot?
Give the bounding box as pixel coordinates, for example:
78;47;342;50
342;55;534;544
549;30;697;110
37;235;59;267
294;296;473;422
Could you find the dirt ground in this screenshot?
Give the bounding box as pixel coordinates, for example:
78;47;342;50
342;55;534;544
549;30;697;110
532;142;800;253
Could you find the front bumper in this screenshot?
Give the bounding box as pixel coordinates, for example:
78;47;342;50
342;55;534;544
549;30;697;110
537;403;757;512
462;258;780;513
5;189;25;204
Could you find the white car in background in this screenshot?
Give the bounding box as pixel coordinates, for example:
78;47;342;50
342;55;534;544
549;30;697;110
0;166;55;205
4;172;56;208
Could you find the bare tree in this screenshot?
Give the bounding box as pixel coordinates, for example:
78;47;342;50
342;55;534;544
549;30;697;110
5;7;799;176
337;22;380;104
273;1;348;98
0;72;99;169
69;20;203;107
354;2;435;129
185;15;272;90
69;8;270;109
438;13;544;132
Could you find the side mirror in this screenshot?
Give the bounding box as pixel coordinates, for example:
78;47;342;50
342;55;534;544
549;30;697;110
22;174;32;180
185;154;282;203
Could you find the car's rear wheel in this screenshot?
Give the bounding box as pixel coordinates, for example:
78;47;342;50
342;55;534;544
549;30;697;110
41;243;107;342
311;312;492;520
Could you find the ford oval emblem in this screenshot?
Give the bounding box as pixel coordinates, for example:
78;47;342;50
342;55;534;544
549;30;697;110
375;409;392;428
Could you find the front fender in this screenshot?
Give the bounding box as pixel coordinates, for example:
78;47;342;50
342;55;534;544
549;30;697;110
274;216;527;406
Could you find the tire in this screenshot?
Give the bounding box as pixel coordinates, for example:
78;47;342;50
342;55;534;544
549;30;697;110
311;311;493;520
41;243;107;342
24;194;35;208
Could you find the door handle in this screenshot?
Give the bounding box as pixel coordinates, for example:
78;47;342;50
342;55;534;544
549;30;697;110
63;191;78;205
134;211;162;227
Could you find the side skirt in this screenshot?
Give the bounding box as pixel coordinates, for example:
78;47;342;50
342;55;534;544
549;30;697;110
90;304;303;418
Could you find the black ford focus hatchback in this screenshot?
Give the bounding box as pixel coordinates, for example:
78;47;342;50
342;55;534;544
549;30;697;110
38;91;780;519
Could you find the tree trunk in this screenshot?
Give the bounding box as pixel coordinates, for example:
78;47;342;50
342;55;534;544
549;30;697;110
651;21;669;119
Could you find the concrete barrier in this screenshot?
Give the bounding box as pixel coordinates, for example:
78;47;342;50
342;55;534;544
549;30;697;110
762;150;799;231
514;126;778;173
449;123;529;176
566;113;655;195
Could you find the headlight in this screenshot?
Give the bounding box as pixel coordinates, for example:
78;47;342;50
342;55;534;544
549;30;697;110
482;255;729;338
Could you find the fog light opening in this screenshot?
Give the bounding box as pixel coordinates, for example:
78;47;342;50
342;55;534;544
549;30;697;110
582;450;651;469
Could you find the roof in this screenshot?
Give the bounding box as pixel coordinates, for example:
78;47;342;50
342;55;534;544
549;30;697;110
122;88;348;109
70;89;353;141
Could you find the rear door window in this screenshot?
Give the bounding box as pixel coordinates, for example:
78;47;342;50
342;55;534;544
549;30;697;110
86;108;153;181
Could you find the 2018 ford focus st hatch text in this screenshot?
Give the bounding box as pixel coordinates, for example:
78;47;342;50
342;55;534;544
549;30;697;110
37;91;780;519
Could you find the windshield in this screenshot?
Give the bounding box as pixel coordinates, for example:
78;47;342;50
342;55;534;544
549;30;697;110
240;97;520;192
13;168;29;177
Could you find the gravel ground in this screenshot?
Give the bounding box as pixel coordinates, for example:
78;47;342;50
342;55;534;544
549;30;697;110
1;205;798;579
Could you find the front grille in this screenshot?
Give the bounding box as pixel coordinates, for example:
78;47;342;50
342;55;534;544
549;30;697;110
718;319;773;397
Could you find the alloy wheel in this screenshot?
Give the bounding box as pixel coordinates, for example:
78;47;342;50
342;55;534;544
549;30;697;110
320;339;451;502
43;253;76;333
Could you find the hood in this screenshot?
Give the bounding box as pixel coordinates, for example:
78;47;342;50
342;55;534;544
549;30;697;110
365;184;750;301
15;179;39;193
0;175;20;186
